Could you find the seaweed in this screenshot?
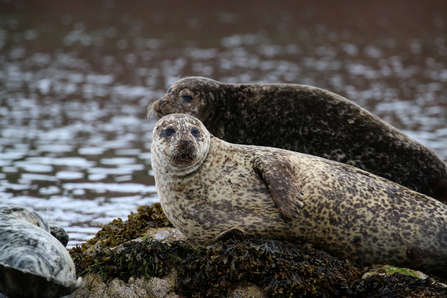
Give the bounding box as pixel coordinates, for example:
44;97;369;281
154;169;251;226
348;273;447;297
72;203;172;251
176;238;362;297
70;203;176;279
71;238;194;282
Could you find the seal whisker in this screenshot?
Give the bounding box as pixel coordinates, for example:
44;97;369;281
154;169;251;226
146;104;156;121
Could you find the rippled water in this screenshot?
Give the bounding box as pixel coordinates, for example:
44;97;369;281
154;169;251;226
0;1;446;247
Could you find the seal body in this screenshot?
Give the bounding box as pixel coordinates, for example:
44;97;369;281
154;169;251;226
149;77;447;203
151;114;447;278
0;206;81;298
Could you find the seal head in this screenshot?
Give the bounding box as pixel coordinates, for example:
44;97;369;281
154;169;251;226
150;77;219;123
151;113;211;177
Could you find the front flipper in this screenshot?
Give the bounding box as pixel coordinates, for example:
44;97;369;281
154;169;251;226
253;154;304;221
206;226;246;245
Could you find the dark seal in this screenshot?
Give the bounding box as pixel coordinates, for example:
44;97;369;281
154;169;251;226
149;77;447;203
151;113;447;278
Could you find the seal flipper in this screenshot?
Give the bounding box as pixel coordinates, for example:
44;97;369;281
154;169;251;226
253;155;304;221
207;226;246;244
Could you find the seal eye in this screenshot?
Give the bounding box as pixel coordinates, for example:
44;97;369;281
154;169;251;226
191;128;201;137
181;94;193;103
167;88;172;94
162;127;176;137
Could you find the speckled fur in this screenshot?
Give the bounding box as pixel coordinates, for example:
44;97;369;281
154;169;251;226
149;77;447;203
0;206;81;298
151;114;447;278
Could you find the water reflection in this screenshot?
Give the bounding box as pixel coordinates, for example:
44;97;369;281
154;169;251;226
0;1;446;247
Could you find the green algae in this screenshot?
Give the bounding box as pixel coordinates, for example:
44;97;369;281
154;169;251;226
362;264;428;279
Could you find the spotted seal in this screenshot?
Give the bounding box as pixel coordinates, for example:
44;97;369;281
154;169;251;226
148;77;447;203
151;114;447;277
0;206;81;298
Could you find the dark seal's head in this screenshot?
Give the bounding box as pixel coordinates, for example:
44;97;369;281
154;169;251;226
151;114;211;176
148;77;221;122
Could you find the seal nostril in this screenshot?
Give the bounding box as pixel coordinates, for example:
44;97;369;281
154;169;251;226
181;140;192;146
158;99;166;106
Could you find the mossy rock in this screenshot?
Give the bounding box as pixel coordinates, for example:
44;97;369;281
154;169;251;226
81;203;173;250
70;203;180;280
362;265;428;279
72;237;194;282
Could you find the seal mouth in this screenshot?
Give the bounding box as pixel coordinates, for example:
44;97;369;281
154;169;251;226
174;153;195;161
171;152;197;165
152;100;164;118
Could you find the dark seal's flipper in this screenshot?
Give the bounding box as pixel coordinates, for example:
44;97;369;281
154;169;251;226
253;155;304;221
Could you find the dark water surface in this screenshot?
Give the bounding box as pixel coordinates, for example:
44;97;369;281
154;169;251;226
0;0;446;247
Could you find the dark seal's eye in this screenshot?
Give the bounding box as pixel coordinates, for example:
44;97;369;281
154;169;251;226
181;94;193;103
161;127;176;138
167;88;172;94
191;128;201;137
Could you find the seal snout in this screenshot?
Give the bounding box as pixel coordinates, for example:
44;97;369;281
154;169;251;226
152;98;166;116
179;139;194;157
181;139;192;147
172;138;197;162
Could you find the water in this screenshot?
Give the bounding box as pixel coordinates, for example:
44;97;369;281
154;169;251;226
0;1;446;247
